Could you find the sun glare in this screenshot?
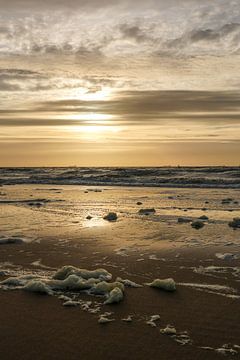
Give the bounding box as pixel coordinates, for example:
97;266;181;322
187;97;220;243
68;113;114;122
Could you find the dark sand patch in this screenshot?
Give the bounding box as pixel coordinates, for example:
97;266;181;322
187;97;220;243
0;239;239;360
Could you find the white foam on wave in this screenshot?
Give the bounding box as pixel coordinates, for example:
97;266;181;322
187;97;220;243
1;166;240;188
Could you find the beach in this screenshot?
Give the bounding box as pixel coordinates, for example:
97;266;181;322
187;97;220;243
2;0;240;357
0;183;240;359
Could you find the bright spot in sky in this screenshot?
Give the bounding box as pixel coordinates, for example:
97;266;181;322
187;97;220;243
68;113;114;122
71;124;119;136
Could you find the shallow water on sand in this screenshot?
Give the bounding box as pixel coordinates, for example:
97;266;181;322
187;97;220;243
0;185;240;245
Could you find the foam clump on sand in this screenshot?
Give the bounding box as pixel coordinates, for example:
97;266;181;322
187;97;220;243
116;277;142;288
160;325;177;335
160;325;192;345
0;264;128;306
103;212;118;221
150;315;160;321
1;266;115;294
122;315;133;322
104;287;124;304
178;282;239;298
175;333;192;345
48;274;98;291
0;264;145;308
194;265;240;279
63;300;80;307
98;315;115;324
202;344;239;355
23;280;52;295
194;265;230;276
146;278;176;292
58;295;71;301
2;274;36;286
53;265;112;281
146;320;157;327
146;315;161;327
91;281;124;295
216;344;238;355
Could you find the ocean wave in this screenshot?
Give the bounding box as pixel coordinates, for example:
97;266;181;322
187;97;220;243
0;167;240;188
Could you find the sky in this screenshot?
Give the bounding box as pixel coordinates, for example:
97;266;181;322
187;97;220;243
0;0;240;166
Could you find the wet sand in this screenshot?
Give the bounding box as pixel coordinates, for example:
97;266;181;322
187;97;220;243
0;185;240;359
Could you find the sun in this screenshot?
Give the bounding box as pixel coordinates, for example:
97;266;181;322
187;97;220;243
56;86;118;137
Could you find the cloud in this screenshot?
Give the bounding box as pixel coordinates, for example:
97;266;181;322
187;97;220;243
0;68;93;92
188;22;240;44
0;0;240;166
0;79;22;91
0;0;239;59
1;90;239;127
0;68;49;92
37;90;240;115
0;0;207;11
0;69;42;78
163;22;240;56
0;26;13;40
119;24;150;43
